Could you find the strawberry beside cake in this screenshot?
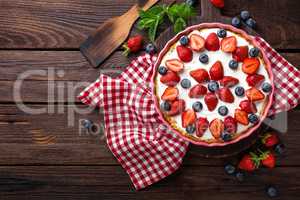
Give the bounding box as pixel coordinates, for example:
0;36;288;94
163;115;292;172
152;23;274;146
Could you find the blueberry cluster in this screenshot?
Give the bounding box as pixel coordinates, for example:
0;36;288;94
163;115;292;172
231;10;257;29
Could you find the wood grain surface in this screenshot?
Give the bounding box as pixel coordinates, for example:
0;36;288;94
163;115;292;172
0;0;299;199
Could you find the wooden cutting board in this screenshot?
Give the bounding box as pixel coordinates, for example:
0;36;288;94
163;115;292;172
155;0;261;158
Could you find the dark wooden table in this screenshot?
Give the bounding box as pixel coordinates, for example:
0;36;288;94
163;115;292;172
0;0;299;199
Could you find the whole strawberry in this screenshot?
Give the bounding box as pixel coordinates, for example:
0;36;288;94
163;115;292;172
123;35;143;56
262;133;279;147
210;0;224;8
238;153;260;171
260;151;276;168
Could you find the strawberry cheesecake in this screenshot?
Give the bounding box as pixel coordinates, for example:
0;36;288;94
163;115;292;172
152;23;274;146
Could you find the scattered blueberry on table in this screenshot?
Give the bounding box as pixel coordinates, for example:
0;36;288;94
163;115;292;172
246;18;257;28
185;0;198;7
266;186;279;198
82;119;93;129
224;164;236;175
240;10;250;21
275;143;286;155
145;43;156;54
235;171;245;182
231;17;241;28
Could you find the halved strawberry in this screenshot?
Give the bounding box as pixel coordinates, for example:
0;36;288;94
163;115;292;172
195;117;209;137
209;119;224;139
204;93;218;111
190;68;210;83
205;33;220;51
221;36;237;53
239;100;257;113
219;76;239;87
165;59;184;72
209;61;224;80
189;34;205;52
189;84;208;98
167;99;185;116
224;116;237;134
242;58;260;75
246;74;265;87
246;87;265;102
217;88;234;103
233;46;248;62
176;45;193;62
234;109;249;125
182;109;197;128
160;71;180;86
161;87;179;101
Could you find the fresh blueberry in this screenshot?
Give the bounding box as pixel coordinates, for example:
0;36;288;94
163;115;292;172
275;143;286;155
266;186;279;198
240;10;250;21
249;47;260;57
221;131;232;141
217;29;227;38
229;60;238;69
248;113;259;124
208;81;219;92
180;78;191;89
262;82;272;93
160;101;171;111
235;171;245;182
218;106;229;116
224;164;236;175
180;35;189;46
82;119;93;129
231;17;241;28
186;124;196;134
185;0;197;7
235;86;245;96
158;66;167;75
199;54;209;64
145;43;156;54
246;18;256;29
192;101;203;112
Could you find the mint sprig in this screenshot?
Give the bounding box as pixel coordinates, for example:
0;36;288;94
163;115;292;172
138;3;196;42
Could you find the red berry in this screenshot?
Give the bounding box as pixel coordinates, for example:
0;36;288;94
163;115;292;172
190;68;210;83
220;76;239;87
205;33;220;51
221;36;237;53
242;58;260;75
261;152;276;168
239;100;257;113
160;71;180;87
209;119;224;139
210;0;225;8
189;84;207;98
246;87;265;102
176;45;193;62
234;109;249;125
204;93;218;111
224;116;237;134
165;59;184;72
246;74;265;87
238;153;260;171
218;88;234;103
182;109;197;128
233;46;248;62
167;99;185;116
189;34;205;52
161;87;179;101
123;35;143;56
209;61;224;81
195;117;209;137
262;133;279;147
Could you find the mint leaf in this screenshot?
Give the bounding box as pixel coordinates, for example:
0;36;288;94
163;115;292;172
174;17;186;33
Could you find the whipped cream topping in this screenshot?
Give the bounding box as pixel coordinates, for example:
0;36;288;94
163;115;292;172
155;28;271;142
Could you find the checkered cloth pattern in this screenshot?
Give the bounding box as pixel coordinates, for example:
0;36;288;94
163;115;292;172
78;37;299;190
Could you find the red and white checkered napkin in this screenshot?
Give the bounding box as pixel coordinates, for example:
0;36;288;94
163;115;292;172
78;37;299;190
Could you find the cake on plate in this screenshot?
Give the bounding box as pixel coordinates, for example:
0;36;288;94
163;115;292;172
152;23;274;146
